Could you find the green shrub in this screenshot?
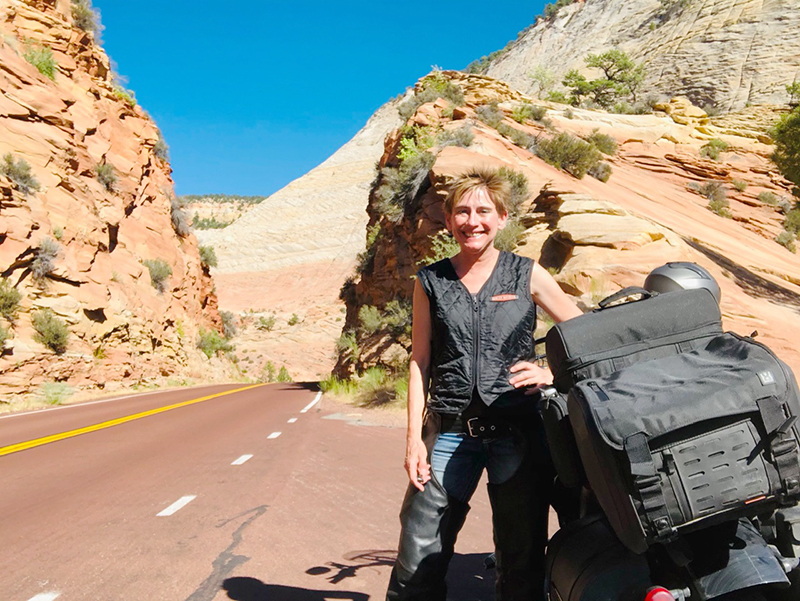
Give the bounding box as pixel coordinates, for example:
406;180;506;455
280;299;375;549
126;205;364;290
536;133;601;179
418;230;460;267
171;197;191;237
0;278;22;322
475;102;504;128
288;313;300;326
511;103;547;123
52;226;64;240
35;381;74;405
220;310;237;339
788;82;800;106
199;245;218;268
384;300;412;337
259;360;277;383
0;323;9;349
497;167;530;213
277;366;292;383
785;208;800;235
154;133;170;161
358;305;383;334
319;374;358;396
588;161;613;182
695;181;731;217
497;122;534;149
192;215;232;229
776;230;796;252
71;0;102;36
529;65;557;97
23;43;57;80
336;331;360;365
494;217;525;252
32;309;69;354
373;149;436;222
398;72;465;119
546;91;570;104
32;237;59;282
95;163;117;192
437;125;474;148
585;130;618;155
564;49;645;109
757;191;779;205
732;179;748;192
1;153;40;194
700;138;729;160
197;328;234;358
142;258;172;293
112;84;136;107
256;314;276;331
772;107;800;194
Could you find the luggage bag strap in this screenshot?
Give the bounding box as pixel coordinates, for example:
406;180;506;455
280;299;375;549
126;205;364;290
625;432;676;542
597;286;656;309
757;397;800;498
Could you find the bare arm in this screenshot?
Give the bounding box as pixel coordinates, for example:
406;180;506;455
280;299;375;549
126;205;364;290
406;279;432;490
510;262;582;391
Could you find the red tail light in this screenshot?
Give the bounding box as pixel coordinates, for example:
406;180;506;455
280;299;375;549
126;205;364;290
645;587;674;601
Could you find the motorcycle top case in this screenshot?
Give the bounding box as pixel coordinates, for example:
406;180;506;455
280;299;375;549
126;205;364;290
568;333;800;554
545;287;722;394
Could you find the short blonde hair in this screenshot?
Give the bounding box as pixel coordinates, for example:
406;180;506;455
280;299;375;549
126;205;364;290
445;168;511;216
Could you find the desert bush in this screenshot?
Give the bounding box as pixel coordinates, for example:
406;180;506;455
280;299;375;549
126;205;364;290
277;366;292;382
256;314;276;331
732;179;748;192
319;374;358;396
588;161;613;182
437;125;474;148
494;218;525;252
192;215;232;229
418;230;460;267
171;197;191;237
772;107;800;195
112;82;136;107
71;0;103;36
32;309;69;354
787;82;800;106
536;133;601;179
695;181;731;217
336;331;360;366
154;133;170;161
142;258;172;293
547;91;570;105
23;43;57;80
465;48;509;75
529;65;557;97
497;122;534;149
700;138;729;160
259;360;277;383
199;245;218;268
585;130;618;155
95;163;117;192
35;381;74;405
0;323;9;349
398;72;465;119
757;191;779;205
358;305;383;334
52;227;64;241
32;237;59;282
511;103;547;123
220;310;237;339
384;300;412;337
777;230;797;252
564;49;645;108
475;102;504;128
197;328;234;358
288;313;300;326
373;149;436;222
497;167;530;213
0;278;22;321
785;208;800;235
1;153;40;194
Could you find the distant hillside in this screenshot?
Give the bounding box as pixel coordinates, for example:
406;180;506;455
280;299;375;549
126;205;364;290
176;194;268;204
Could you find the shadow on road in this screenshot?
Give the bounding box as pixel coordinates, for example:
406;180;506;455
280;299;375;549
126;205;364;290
221;551;494;601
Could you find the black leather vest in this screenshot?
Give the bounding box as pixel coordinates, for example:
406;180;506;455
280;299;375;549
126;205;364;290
417;252;537;414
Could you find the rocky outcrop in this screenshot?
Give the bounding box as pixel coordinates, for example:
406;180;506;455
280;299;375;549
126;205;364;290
0;0;229;403
336;72;800;377
485;0;800;112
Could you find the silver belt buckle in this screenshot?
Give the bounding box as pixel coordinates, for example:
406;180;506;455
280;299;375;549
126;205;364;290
467;417;480;437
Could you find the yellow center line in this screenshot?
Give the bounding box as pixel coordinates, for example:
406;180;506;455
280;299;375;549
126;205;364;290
0;384;265;457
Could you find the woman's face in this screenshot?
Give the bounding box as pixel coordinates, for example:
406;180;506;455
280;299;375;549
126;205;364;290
445;187;507;254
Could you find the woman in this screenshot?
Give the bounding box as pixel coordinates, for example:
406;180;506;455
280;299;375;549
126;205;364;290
386;168;582;601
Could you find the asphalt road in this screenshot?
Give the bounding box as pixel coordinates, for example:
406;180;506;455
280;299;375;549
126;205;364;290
0;383;496;601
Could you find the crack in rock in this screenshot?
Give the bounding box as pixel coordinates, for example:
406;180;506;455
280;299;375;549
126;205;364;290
184;505;268;601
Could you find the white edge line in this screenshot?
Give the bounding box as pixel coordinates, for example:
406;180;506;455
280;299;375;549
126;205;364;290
157;495;196;517
287;417;298;424
28;594;60;601
267;432;282;439
231;454;253;465
300;391;322;413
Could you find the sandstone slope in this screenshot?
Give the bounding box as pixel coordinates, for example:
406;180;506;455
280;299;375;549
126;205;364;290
485;0;800;112
336;72;800;378
0;0;230;405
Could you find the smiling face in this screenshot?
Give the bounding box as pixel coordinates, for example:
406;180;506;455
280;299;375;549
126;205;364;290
445;187;508;255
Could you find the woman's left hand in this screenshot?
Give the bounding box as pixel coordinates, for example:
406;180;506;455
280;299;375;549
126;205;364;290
509;361;553;395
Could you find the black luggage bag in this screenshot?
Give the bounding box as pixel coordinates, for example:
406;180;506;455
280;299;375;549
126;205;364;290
568;332;800;554
540;287;722;488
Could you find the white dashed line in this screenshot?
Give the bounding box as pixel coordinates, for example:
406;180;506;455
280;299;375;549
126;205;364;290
287;418;297;424
28;593;60;601
157;495;196;516
300;391;322;413
267;432;282;439
231;454;253;465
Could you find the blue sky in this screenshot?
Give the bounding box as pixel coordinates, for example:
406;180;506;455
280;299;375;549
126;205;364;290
94;1;547;196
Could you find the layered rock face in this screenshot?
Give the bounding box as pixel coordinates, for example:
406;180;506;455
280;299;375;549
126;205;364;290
0;0;226;402
486;0;800;111
336;71;800;377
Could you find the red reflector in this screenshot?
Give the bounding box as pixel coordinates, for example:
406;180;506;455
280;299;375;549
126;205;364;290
745;494;767;505
645;587;674;601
